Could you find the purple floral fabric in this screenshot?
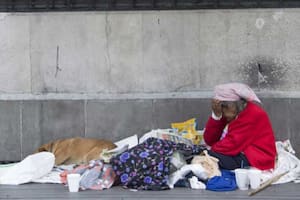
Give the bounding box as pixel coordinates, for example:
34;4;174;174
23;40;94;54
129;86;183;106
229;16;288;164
111;137;205;190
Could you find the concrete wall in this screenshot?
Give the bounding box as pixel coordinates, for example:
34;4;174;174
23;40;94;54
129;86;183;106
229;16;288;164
0;9;300;160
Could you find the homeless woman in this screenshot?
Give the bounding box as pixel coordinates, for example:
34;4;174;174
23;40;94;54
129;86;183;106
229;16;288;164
203;83;276;170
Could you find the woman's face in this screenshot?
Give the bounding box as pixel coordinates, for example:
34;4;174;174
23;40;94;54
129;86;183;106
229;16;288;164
221;101;238;122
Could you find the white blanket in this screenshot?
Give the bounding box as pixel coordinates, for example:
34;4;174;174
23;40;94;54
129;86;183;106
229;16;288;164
0;152;55;185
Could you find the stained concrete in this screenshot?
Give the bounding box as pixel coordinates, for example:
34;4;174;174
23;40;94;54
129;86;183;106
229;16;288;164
1;10;300;93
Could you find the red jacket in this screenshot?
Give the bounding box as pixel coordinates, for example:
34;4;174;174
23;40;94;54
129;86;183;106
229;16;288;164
204;101;276;170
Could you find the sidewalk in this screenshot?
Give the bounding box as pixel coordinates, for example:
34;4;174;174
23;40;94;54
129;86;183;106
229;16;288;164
0;182;298;200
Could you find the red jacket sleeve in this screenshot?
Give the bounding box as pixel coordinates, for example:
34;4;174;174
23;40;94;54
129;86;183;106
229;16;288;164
203;116;227;146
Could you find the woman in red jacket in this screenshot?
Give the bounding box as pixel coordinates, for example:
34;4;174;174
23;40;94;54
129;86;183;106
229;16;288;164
204;83;277;170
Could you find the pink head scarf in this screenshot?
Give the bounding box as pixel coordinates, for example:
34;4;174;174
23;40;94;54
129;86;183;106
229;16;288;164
214;83;261;103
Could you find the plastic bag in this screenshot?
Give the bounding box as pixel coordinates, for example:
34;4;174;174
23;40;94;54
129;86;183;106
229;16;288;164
171;118;203;145
191;150;221;178
139;129;193;146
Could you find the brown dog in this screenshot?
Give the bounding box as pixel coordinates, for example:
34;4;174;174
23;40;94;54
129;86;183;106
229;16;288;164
36;137;117;165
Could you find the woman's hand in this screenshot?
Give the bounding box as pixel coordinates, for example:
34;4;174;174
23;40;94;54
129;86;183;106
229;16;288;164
211;99;222;117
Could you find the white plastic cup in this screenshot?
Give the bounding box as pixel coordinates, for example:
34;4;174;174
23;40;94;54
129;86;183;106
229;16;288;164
248;169;262;189
67;173;81;192
234;168;249;190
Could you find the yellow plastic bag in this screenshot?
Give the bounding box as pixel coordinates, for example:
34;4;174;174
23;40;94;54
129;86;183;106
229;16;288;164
171;118;202;145
171;118;196;132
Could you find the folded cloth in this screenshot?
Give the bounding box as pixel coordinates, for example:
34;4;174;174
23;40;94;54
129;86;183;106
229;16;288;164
206;170;237;191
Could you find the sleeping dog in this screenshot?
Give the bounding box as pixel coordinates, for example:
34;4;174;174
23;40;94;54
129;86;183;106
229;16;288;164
36;137;117;165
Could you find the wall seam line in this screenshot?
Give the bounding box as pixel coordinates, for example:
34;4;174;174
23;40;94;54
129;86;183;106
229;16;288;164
20;101;23;160
84;99;87;137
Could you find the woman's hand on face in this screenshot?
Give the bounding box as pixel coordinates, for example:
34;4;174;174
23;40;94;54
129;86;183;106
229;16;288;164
211;99;222;117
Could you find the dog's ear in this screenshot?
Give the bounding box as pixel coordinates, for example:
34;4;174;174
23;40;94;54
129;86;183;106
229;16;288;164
35;142;53;153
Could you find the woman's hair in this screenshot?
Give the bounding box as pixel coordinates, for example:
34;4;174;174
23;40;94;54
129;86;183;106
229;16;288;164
220;98;247;114
235;98;247;113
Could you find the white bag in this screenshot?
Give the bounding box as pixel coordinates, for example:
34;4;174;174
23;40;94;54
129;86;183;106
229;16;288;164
0;152;55;185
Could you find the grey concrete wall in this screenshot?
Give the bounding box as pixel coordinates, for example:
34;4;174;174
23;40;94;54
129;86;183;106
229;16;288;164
0;98;299;161
1;9;300;93
1;9;300;160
